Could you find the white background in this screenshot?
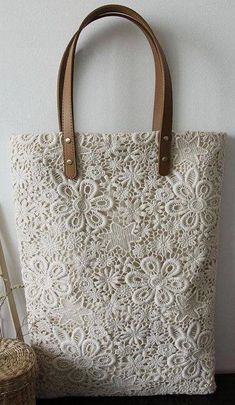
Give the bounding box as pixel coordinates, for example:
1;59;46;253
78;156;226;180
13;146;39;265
0;0;234;372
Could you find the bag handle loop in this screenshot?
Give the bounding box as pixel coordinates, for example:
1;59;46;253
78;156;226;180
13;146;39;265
57;4;173;179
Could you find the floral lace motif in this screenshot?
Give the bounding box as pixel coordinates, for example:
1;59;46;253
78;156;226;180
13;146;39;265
126;257;188;306
10;130;226;397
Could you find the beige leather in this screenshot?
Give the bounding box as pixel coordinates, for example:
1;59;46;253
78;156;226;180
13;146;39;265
57;4;173;179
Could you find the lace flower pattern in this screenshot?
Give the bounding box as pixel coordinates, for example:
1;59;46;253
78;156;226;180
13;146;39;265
126;257;188;306
23;256;71;309
51;179;113;232
168;321;215;379
166;167;219;230
10;130;226;397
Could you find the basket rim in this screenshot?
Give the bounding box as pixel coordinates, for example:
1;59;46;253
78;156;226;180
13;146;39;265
0;338;37;388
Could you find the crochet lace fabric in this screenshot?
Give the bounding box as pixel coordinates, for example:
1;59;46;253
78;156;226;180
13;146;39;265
11;130;226;397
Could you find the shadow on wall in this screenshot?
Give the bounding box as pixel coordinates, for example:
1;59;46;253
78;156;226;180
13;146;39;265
149;14;233;134
216;135;235;373
0;205;27;338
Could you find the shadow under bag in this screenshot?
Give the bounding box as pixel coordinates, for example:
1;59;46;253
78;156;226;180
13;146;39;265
11;4;226;397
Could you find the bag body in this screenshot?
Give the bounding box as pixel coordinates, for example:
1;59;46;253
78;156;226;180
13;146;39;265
10;4;226;398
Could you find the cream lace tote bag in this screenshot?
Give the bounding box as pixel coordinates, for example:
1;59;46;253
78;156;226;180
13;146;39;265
11;4;226;398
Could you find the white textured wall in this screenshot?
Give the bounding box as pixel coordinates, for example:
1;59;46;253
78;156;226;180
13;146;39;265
0;0;235;372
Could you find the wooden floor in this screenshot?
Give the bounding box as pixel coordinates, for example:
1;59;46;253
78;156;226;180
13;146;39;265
37;374;234;404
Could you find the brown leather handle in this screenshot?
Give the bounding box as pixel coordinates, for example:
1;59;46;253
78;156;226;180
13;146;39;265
58;4;173;179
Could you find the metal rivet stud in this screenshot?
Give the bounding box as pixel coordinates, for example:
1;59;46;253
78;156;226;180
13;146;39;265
163;136;169;141
161;156;168;162
65;137;71;144
66;159;73;165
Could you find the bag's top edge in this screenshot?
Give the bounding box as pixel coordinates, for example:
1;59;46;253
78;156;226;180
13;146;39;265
10;130;227;141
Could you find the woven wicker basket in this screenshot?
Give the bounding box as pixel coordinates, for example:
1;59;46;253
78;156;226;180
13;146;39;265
0;338;37;405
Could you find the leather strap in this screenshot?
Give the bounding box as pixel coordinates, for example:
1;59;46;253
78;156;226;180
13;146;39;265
58;4;173;178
